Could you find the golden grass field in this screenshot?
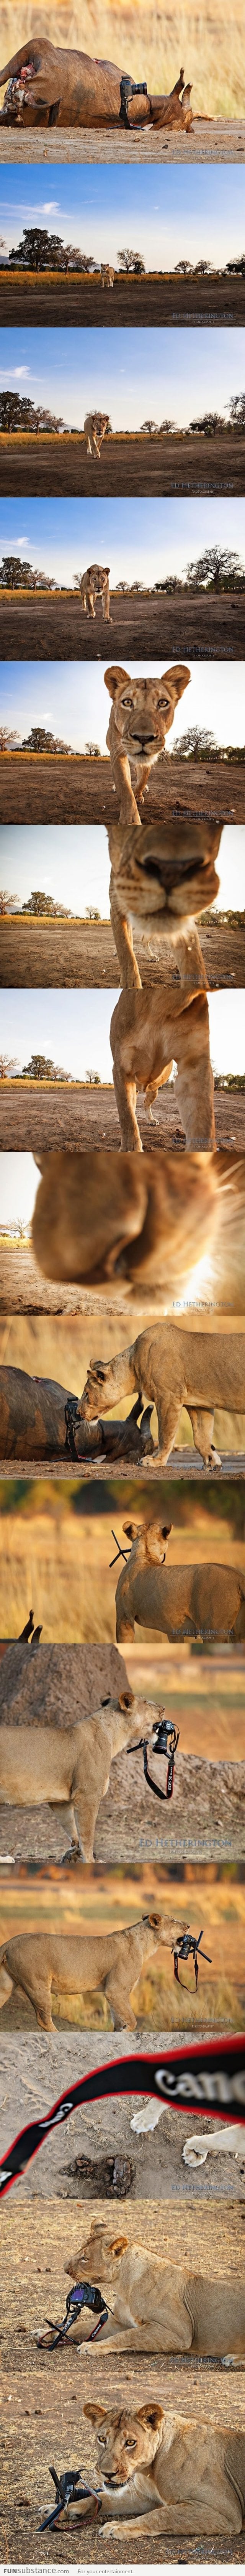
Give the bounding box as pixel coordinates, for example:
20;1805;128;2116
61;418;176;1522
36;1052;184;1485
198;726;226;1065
0;1478;245;1642
0;1861;244;2031
0;0;244;117
1;1311;245;1461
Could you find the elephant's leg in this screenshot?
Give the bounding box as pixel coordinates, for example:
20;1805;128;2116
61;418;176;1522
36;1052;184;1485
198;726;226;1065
188;1405;221;1469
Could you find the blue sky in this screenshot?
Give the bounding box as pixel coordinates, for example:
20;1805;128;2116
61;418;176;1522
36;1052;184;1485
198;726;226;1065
0;660;244;749
0;326;244;433
1;822;244;919
0;164;244;269
0;987;244;1086
0;496;244;589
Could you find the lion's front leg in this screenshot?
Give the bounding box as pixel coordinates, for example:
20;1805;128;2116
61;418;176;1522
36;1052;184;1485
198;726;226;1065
172;920;209;990
103;579;112;623
111;744;141;826
109;875;142;988
136;759;152;804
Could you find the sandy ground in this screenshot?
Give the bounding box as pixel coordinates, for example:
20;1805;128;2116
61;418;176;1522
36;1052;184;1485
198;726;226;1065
0;1081;244;1154
0;592;244;662
0;2028;245;2201
0;124;245;165
2;2353;245;2564
0;273;244;327
1;915;245;988
0;432;244;500
0;757;243;825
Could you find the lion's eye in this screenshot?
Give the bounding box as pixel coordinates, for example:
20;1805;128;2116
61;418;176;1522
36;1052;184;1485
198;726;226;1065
125;2439;137;2449
157;695;169;709
121;694;133;706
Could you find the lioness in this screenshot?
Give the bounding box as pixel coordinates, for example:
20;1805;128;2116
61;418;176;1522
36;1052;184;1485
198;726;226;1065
0;1909;188;2032
0;43;193;130
107;817;221;990
84;2399;245;2533
114;1516;245;1643
110;987;215;1148
62;2218;245;2356
31;1149;245;1311
79;564;112;620
84;414;111;457
100;265;114;288
105;662;190;823
0;1689;163;1864
81;1322;245;1467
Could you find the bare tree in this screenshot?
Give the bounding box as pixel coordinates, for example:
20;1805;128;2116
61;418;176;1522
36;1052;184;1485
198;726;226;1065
226;391;245;429
0;887;19;913
0;1051;20;1078
184;546;244;591
0;723;20;752
85;1067;101;1084
140;419;158;436
85;740;101;757
85;905;101;920
118;247;145;274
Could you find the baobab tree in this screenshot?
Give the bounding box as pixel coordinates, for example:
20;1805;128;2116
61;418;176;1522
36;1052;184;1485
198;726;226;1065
0;888;18;913
184;545;244;591
0;723;20;752
118;247;145;274
0;1052;20;1078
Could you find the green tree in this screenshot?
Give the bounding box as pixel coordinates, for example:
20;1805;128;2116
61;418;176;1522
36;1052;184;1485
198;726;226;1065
118;247;145;274
21;726;72;754
171;724;218;759
9;226;66;270
188;411;224;436
227;391;245;429
0;389;36;434
22;890;71;915
22;1053;69;1080
184;546;244;591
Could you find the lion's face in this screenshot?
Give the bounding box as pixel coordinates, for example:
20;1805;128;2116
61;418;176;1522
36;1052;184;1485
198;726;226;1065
65;2222;128;2285
80;1358;118;1417
105;664;190;762
122;1516;172;1566
83;2402;164;2484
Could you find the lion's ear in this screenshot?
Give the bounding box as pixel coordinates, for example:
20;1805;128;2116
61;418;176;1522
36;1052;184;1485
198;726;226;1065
138;2403;164;2430
83;2403;107;2423
108;2235;128;2256
118;1689;134;1710
104;665;131;697
162;1524;172;1539
163;663;190;702
122;1517;141;1541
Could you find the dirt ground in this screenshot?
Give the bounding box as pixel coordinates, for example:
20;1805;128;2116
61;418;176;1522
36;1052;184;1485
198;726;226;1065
2;2191;245;2367
0;1079;244;1154
0;590;244;661
0;273;244;327
1;914;245;988
0;123;245;170
0;755;243;825
0;2027;245;2201
0;432;244;499
2;2355;245;2566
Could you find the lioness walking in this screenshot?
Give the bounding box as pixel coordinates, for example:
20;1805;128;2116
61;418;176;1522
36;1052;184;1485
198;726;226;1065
0;1908;188;2031
81;1322;245;1467
84;412;111;457
78;564;112;621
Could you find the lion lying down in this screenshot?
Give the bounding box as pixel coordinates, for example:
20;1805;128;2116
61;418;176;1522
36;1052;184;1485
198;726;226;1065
31;1150;245;1313
60;2217;245;2356
83;2399;245;2534
0;41;193;129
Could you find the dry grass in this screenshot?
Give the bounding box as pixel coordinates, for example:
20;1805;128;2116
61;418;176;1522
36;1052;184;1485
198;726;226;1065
0;0;244;116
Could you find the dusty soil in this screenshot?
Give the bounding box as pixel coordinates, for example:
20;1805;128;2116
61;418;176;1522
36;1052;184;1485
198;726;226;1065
0;272;244;326
2;2191;245;2367
2;2355;245;2566
0;1079;244;1153
0;755;243;824
0;432;244;498
0;588;243;662
0;1240;119;1317
0;122;245;168
0;2030;245;2211
1;915;245;989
